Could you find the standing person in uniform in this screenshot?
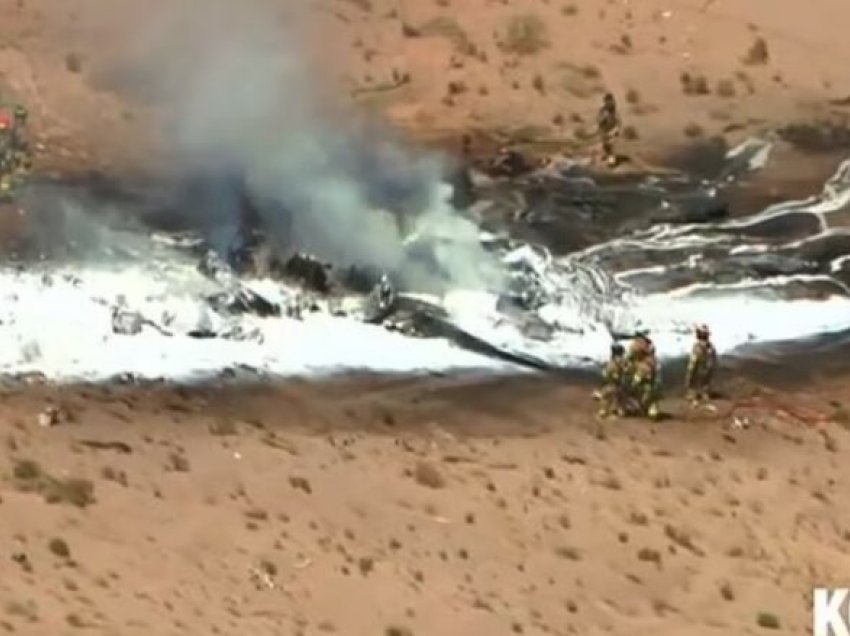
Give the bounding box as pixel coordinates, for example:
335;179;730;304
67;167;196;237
626;331;655;369
0;112;11;161
10;105;31;175
685;324;717;404
0;111;13;196
626;331;661;420
596;92;621;168
597;342;628;418
631;355;660;420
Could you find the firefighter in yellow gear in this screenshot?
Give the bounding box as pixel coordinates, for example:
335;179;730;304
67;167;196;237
631;356;661;420
685;324;717;403
626;330;655;366
9;105;31;176
0;105;30;196
0;115;12;199
596;92;621;168
626;331;661;420
597;342;628;417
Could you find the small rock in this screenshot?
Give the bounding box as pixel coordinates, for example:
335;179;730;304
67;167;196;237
38;406;61;428
554;546;581;560
629;511;649;526
358;557;374;576
11;552;32;572
637;548;662;565
244;509;269;522
166;453;190;473
412;461;445;489
289;476;312;494
755;612;780;630
48;538;71;559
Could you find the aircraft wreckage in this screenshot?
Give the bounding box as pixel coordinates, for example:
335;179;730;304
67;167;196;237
102;137;777;376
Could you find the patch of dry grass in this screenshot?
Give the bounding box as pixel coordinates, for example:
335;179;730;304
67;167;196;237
48;537;71;559
743;37;769;65
554;546;582;560
622;125;638;140
12;459;95;508
5;600;38;622
756;611;780;629
715;79;736;98
65;52;83;73
681;72;710;96
500;14;548;55
209;418;238;436
684;122;705;138
341;0;372;11
418;17;476;55
557;63;605;99
532;74;545;93
413;461;445;489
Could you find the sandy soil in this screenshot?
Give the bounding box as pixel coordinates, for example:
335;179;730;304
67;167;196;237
1;3;849;635
1;0;850;172
0;369;848;635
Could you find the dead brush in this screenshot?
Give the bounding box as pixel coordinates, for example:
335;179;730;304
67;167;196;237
12;459;95;508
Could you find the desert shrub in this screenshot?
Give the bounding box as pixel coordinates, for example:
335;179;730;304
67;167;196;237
501;14;548;55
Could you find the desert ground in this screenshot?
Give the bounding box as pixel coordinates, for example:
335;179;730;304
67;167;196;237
2;369;850;635
2;0;850;171
1;0;850;635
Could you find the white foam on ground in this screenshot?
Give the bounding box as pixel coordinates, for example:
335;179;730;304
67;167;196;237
2;248;850;381
0;267;510;382
629;292;850;357
5;244;850;382
4;143;850;382
438;286;850;369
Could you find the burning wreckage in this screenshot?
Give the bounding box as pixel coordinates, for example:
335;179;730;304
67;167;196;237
106;138;762;375
0;132;811;383
100;159;626;374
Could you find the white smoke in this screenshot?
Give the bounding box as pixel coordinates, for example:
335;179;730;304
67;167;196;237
106;0;505;293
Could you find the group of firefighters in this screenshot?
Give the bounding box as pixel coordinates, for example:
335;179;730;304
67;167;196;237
596;324;717;420
0;102;31;196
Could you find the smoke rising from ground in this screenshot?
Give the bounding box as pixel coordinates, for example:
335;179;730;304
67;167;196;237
115;0;504;293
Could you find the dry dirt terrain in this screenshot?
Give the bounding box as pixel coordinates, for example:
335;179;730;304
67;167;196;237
1;0;850;171
1;1;850;635
1;372;850;635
